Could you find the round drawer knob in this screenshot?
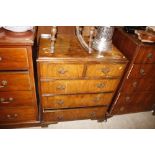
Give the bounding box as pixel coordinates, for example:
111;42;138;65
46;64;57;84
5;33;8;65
140;69;145;76
147;53;153;59
125;96;131;102
0;80;8;88
132;81;138;88
0;57;2;61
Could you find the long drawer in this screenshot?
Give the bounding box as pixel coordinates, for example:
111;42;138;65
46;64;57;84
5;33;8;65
41;79;119;94
0;107;37;124
86;64;126;78
112;92;155;115
0;48;29;70
127;64;155;79
0;91;35;107
42;93;113;109
43;107;107;122
0;72;31;91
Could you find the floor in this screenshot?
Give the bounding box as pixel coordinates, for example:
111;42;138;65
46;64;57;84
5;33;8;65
30;111;155;129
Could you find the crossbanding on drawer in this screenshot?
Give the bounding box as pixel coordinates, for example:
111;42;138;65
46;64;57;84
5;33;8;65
41;79;120;94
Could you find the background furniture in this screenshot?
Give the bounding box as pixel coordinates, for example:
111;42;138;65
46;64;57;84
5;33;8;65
37;27;128;126
109;28;155;115
0;28;38;128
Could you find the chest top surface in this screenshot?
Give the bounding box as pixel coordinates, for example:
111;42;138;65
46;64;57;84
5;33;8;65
0;28;35;46
38;34;128;63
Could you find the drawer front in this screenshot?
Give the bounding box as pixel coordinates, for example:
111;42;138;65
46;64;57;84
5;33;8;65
41;79;119;94
0;48;29;70
135;46;155;63
86;64;126;78
112;92;155;115
39;63;84;78
127;64;155;79
0;72;31;91
42;93;113;109
43;107;107;122
0;91;35;107
121;78;155;93
0;107;37;123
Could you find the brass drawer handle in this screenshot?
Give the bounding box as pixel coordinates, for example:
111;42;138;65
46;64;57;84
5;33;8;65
96;83;105;88
90;112;96;118
140;69;146;76
56;100;64;105
56;85;66;90
0;80;8;88
101;68;110;74
0;97;14;104
58;68;68;74
57;115;63;121
147;53;153;59
0;57;2;61
93;97;100;102
132;81;138;88
125;96;131;102
7;113;18;120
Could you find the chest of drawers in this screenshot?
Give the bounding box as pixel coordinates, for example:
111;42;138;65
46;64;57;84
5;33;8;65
0;28;38;128
37;33;128;125
109;28;155;115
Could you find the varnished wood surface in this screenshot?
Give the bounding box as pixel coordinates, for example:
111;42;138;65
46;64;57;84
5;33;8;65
43;106;107;123
0;28;35;45
42;93;113;109
0;72;31;91
41;79;119;95
38;35;127;63
0;47;29;70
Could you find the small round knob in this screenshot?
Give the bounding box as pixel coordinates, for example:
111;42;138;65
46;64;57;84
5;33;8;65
132;81;138;88
1;80;8;86
140;69;145;76
0;57;2;61
125;96;131;102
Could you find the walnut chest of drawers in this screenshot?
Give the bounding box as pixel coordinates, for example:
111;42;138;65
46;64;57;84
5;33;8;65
109;28;155;115
0;28;38;128
37;34;128;124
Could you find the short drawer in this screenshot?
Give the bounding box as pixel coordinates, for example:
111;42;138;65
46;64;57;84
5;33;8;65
135;46;155;64
0;48;29;70
42;93;113;109
86;64;126;78
39;63;84;78
127;64;155;79
0;91;35;107
111;92;155;115
41;79;119;94
0;72;31;91
0;107;37;124
43;107;107;122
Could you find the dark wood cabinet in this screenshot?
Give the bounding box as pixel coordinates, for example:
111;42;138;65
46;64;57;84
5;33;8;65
109;28;155;115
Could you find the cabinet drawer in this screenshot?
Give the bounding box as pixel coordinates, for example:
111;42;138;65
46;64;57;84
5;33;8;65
86;64;126;78
0;48;29;70
41;79;119;94
121;78;155;93
127;64;155;79
42;93;113;109
0;72;31;91
112;92;155;115
43;107;107;122
135;46;155;63
0;91;35;107
0;107;37;124
39;63;84;78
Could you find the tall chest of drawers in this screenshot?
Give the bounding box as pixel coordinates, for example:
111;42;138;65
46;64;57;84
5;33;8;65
0;29;38;128
109;28;155;115
37;33;128;125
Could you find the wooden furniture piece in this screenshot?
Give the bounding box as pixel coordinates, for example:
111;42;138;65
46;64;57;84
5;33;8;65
0;28;38;128
109;28;155;115
37;27;128;125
